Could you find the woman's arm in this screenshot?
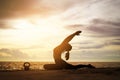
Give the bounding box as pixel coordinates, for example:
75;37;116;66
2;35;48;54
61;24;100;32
61;31;82;44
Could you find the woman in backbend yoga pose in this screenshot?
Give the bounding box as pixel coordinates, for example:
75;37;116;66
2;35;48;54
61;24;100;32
44;31;95;70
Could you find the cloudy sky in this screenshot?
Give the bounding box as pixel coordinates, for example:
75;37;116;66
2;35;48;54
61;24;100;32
0;0;120;62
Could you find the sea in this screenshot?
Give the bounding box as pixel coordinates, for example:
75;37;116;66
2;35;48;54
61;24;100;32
0;62;120;70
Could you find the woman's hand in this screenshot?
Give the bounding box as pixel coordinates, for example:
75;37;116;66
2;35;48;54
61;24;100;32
74;31;82;35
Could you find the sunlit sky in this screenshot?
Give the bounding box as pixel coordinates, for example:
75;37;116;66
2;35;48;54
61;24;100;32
0;0;120;62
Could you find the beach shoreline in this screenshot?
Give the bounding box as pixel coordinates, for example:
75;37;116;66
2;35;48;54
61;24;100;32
0;68;120;80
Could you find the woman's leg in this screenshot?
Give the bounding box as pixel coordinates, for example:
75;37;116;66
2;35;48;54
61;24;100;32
75;64;95;69
60;60;95;69
44;64;63;70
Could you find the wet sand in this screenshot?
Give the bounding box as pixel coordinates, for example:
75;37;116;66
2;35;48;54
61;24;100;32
0;68;120;80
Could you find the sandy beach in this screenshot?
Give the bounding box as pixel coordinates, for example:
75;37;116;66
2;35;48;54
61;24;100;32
0;68;120;80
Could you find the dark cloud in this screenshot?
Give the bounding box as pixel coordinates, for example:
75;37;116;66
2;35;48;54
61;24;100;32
0;0;58;19
110;41;120;45
87;19;120;37
77;39;120;49
0;0;79;19
109;39;120;45
0;0;33;19
91;19;120;27
0;48;28;59
78;43;106;49
65;18;120;37
114;39;120;41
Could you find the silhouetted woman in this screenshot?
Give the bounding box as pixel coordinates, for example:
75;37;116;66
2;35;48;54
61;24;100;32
44;31;95;70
